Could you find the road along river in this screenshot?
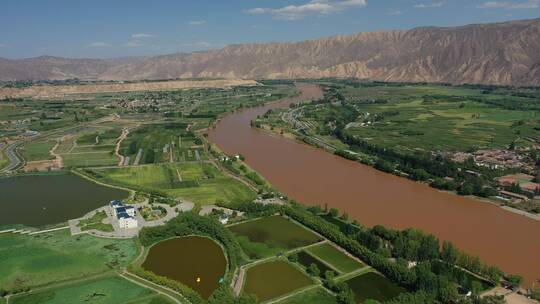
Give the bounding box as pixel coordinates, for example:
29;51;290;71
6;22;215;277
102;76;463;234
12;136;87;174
208;83;540;287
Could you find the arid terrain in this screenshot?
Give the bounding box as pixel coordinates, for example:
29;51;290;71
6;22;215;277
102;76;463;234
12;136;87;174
0;79;257;99
1;18;540;86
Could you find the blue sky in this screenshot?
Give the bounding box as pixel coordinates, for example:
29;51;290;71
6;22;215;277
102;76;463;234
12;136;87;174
0;0;539;59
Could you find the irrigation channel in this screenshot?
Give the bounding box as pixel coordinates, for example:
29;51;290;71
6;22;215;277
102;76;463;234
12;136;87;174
208;83;540;287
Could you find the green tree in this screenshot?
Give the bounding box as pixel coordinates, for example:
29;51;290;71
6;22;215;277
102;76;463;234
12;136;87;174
308;263;320;277
329;208;339;217
288;253;298;263
441;241;459;265
506;274;523;290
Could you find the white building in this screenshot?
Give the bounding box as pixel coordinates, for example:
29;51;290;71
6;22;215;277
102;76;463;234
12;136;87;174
118;212;138;229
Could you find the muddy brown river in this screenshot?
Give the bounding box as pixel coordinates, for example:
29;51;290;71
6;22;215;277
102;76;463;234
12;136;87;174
209;83;540;286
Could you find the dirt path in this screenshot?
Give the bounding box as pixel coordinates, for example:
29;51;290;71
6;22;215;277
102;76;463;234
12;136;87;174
115;127;131;166
49;137;64;168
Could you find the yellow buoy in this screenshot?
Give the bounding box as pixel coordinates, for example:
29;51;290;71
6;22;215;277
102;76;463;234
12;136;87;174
196;277;201;283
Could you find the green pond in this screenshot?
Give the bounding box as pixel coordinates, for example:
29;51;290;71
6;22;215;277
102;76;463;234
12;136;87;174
0;173;128;228
229;215;322;249
297;251;335;274
345;272;406;303
142;236;227;299
243;260;312;302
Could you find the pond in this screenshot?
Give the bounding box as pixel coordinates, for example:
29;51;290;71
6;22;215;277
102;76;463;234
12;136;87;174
142;236;227;299
345;272;405;303
296;251;335;275
0;173;128;227
243;260;312;302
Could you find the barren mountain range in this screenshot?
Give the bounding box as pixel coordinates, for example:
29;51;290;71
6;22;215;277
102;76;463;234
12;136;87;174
1;18;540;86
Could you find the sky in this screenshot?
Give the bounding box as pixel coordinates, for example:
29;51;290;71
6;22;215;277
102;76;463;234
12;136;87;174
0;0;539;59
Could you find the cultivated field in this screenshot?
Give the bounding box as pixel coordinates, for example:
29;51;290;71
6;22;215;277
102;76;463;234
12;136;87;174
88;162;256;205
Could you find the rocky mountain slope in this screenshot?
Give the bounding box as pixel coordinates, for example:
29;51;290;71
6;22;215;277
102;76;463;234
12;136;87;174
1;18;539;86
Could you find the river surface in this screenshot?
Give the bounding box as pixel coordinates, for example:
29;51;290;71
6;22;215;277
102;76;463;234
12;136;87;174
209;83;540;286
0;173;127;227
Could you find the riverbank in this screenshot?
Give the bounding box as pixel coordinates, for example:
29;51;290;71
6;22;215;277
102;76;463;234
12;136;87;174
208;83;540;287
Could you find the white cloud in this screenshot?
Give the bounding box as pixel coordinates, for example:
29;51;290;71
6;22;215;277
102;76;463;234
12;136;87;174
188;20;206;26
244;0;367;20
87;42;112;48
386;10;403;15
414;1;444;8
477;0;540;8
131;33;157;39
0;44;6;48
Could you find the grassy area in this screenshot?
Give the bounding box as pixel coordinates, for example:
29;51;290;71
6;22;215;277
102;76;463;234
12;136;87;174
21;140;56;161
344;272;405;303
89;162;256;205
229;216;322;259
77;211;114;232
307;243;364;273
62;151;118;167
276;287;337;304
9;275;171;304
243;260;313;302
0;230;138;292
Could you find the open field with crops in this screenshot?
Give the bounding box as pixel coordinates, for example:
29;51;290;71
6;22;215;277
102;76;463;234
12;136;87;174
87;162;256;205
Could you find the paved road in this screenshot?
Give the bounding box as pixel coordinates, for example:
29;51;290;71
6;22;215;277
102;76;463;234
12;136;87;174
1;140;25;173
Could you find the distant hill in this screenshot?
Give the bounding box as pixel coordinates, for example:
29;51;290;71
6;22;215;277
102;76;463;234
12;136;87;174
1;18;540;86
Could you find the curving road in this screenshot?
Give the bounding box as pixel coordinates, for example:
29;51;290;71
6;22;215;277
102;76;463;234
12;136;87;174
1;140;25;173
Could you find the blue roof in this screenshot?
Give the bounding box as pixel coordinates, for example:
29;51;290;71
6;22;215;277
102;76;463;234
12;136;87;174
110;200;124;207
117;212;131;219
116;206;127;213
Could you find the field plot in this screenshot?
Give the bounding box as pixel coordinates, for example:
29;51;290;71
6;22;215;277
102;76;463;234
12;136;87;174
275;286;337;304
243;260;313;302
120;123;205;165
9;275;170;304
309;84;540;153
62;151;118;167
306;243;364;273
0;230;138;292
344;272;405;303
229;216;322;259
21;139;56;161
89;162;255;204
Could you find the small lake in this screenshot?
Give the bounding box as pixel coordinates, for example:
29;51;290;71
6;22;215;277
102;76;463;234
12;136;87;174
142;236;227;299
345;272;405;303
0;173;128;228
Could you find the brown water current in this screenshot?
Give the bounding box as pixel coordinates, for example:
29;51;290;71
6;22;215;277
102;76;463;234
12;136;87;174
208;83;540;286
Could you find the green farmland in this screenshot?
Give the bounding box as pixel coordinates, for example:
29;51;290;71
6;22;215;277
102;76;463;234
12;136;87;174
300;83;540;153
0;230;138;292
306;243;364;273
88;162;256;205
9;275;172;304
